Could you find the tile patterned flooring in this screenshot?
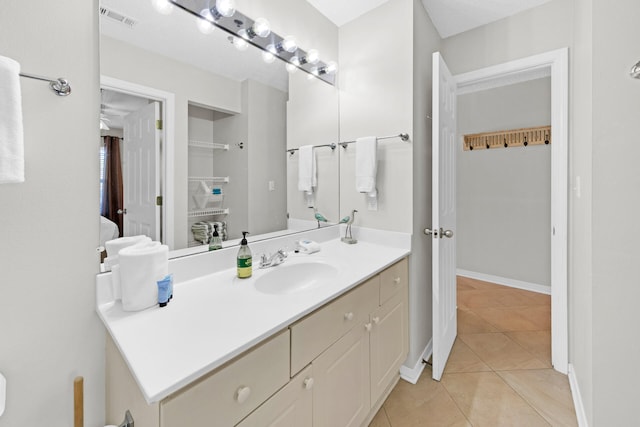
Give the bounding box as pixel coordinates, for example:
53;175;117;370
370;276;578;427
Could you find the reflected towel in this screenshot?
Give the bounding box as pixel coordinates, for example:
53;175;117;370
355;136;377;194
297;145;317;193
119;241;169;312
0;56;24;183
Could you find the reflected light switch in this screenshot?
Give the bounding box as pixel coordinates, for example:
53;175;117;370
268;181;275;191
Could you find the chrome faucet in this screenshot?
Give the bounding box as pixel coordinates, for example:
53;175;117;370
259;249;288;268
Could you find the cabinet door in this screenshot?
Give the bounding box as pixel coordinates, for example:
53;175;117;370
313;323;371;427
237;365;313;427
370;286;409;405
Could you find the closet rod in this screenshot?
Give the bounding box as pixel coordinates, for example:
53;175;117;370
19;72;71;96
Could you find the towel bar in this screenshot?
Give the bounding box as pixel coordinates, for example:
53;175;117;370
19;72;71;96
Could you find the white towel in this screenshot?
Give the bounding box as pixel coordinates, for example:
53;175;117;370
297;145;317;193
119;241;169;312
105;235;151;258
0;56;24;184
355;136;377;194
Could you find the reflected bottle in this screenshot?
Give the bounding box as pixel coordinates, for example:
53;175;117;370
209;224;222;251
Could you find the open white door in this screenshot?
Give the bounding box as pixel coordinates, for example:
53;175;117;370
122;101;161;241
429;52;457;381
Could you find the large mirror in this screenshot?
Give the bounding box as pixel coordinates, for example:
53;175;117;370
98;0;339;263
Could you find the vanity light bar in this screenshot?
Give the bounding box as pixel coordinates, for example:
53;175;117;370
169;0;336;86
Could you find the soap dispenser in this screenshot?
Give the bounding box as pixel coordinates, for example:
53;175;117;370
237;231;252;279
209;224;222;251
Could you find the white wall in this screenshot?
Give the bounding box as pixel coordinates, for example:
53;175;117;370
0;1;104;426
338;0;414;233
591;0;640;422
408;0;442;369
457;78;551;287
247;80;288;236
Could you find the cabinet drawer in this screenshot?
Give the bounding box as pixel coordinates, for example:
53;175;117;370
379;258;408;305
290;277;379;375
236;365;313;427
161;330;290;427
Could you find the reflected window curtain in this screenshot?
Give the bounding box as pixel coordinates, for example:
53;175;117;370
100;136;124;236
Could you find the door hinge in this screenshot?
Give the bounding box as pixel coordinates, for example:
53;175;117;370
156;119;163;130
156;196;163;206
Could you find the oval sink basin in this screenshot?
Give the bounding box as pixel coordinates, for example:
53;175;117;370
254;262;339;295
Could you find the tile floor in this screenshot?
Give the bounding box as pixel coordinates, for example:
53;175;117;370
370;276;578;427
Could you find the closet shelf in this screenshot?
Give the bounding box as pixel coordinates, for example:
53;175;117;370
188;140;229;150
188;208;229;218
188;176;230;183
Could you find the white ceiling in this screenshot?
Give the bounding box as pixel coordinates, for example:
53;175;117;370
307;0;553;38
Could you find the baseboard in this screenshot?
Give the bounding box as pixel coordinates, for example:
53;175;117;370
457;269;551;295
568;364;589;427
400;339;432;384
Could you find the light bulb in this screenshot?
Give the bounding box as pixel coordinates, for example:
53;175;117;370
251;17;271;38
233;36;248;51
286;57;300;73
151;0;173;15
305;49;320;65
197;9;215;34
215;0;235;18
262;50;276;64
324;61;338;75
281;35;297;53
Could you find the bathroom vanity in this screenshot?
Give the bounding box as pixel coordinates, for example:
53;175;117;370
99;237;409;427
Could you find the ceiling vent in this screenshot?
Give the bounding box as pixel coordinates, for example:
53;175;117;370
99;6;138;28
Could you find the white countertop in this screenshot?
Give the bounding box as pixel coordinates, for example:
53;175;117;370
97;235;410;404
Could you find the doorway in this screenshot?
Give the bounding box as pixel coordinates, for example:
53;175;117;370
100;76;176;249
432;48;568;376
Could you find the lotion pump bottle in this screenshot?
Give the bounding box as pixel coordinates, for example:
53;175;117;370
237;231;252;278
209;224;222;251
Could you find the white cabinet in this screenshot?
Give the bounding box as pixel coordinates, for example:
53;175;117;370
312;322;371;427
370;289;409;405
237;365;314;427
105;258;409;427
161;330;290;427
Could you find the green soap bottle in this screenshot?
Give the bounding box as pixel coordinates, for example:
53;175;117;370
237;231;252;279
209;224;222;251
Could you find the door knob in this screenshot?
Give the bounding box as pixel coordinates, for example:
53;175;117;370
439;228;454;238
424;228;438;237
117;208;127;215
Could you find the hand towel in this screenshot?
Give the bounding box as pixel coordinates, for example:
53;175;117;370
0;56;24;183
297;145;317;193
119;241;169;311
355;136;377;194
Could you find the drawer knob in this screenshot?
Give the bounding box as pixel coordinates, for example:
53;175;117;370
393;277;401;285
303;377;315;390
344;312;354;321
372;316;380;325
364;322;372;332
236;386;251;404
